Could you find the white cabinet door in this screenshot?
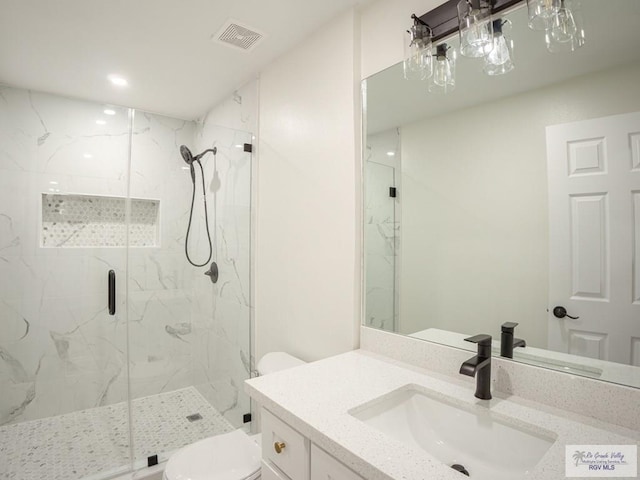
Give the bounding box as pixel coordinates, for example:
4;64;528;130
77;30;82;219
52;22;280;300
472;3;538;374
262;409;310;480
311;445;364;480
546;111;640;364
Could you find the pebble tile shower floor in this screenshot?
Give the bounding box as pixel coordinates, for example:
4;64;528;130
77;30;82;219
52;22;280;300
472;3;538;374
0;387;235;480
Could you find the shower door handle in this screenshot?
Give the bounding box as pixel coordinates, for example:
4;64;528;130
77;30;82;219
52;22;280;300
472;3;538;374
108;270;116;315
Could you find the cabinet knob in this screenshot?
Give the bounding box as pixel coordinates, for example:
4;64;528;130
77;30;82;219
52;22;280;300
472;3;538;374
274;441;286;454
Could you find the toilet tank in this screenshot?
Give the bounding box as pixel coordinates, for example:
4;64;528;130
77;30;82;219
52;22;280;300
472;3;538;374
256;352;305;375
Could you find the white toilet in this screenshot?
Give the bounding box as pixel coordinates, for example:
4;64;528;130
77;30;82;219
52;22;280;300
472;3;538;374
163;352;305;480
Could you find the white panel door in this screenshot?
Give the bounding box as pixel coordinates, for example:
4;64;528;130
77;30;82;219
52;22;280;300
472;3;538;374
547;111;640;365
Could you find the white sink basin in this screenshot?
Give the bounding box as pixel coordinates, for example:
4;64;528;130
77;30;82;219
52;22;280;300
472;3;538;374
350;385;556;480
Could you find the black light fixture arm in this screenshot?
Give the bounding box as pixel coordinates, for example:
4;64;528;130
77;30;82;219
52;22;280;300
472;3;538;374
417;0;523;42
411;13;430;27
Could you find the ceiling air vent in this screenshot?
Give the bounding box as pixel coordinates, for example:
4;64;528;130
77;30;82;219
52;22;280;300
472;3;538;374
213;20;265;52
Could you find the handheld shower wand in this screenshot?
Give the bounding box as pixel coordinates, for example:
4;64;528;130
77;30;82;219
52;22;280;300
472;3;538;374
180;145;217;267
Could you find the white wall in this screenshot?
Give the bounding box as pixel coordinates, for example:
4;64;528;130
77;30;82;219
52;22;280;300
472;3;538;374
255;10;360;362
398;62;640;347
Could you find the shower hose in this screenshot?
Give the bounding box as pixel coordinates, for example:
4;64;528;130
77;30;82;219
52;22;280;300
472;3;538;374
185;159;213;267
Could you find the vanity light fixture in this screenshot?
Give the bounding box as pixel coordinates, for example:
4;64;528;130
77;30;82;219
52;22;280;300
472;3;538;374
403;14;434;80
483;19;515;75
409;0;585;92
428;44;456;94
457;0;494;58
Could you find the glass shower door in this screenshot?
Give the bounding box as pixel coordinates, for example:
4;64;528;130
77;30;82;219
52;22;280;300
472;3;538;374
127;113;253;467
364;129;400;333
0;86;133;479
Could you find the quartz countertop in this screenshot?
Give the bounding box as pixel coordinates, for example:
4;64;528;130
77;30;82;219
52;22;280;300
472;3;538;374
245;349;639;480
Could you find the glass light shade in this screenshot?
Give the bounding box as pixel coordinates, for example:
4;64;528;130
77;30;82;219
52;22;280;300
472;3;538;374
428;45;456;94
527;0;561;31
545;22;584;52
545;1;585;52
483;20;514;76
548;7;577;43
457;0;494;58
403;23;433;80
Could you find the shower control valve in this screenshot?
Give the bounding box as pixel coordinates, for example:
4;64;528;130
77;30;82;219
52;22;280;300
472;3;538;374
204;261;219;284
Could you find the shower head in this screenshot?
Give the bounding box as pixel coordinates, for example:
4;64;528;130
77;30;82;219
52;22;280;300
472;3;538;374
180;145;196;183
179;145;218;183
180;145;194;165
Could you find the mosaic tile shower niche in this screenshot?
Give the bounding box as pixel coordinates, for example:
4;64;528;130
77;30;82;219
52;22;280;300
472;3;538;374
41;194;160;247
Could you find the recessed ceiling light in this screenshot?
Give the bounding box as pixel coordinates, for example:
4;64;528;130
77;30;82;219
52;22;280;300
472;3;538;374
235;144;243;148
84;153;93;159
104;109;116;115
96;119;106;125
108;75;128;87
49;181;59;185
386;151;396;156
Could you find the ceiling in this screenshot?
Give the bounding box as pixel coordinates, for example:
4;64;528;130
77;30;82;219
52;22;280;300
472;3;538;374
0;0;371;120
366;0;640;134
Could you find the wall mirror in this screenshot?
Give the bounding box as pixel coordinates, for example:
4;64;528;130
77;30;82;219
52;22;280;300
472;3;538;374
362;0;640;388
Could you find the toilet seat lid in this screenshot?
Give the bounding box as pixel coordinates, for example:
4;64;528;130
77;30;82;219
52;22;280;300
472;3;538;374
164;430;261;480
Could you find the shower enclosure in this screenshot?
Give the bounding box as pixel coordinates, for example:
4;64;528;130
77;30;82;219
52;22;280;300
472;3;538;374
364;128;400;333
0;85;253;480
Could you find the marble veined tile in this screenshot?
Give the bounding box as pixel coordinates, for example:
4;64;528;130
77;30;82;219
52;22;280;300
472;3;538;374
0;86;253;446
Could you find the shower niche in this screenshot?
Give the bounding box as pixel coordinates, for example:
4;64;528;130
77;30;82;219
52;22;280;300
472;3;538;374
41;193;160;248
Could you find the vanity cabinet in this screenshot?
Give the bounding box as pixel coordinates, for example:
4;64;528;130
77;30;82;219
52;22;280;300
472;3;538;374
261;408;364;480
310;445;364;480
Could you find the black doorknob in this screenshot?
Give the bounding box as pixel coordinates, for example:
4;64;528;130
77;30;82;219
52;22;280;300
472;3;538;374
552;306;579;320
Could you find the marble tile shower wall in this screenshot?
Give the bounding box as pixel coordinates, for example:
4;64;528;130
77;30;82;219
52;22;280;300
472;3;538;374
190;83;256;428
0;85;254;430
124;110;201;415
128;108;253;429
0;86;132;425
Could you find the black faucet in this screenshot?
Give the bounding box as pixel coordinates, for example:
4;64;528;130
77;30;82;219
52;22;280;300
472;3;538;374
500;322;527;359
460;334;492;400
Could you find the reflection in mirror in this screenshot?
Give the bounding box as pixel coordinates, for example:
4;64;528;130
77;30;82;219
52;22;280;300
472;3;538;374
363;0;640;388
